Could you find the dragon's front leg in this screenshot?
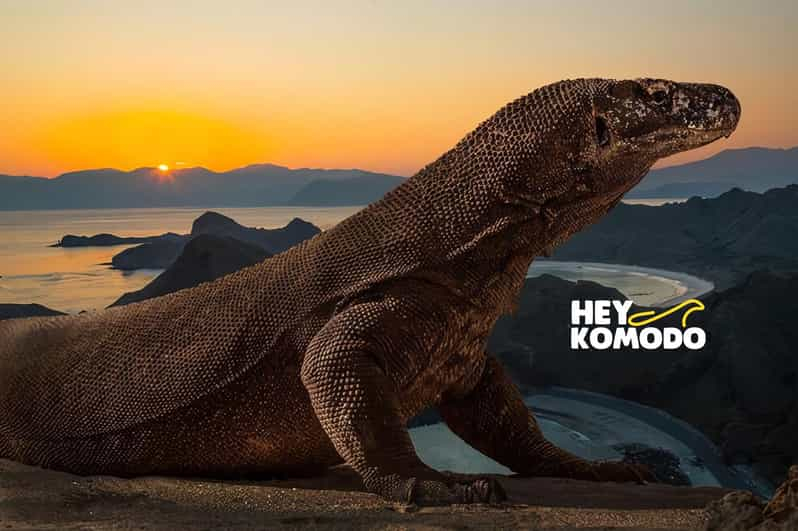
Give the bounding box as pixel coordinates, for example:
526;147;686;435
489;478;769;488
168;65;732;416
301;300;506;505
440;355;655;483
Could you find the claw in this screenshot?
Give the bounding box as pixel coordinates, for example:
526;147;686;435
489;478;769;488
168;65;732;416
409;476;507;506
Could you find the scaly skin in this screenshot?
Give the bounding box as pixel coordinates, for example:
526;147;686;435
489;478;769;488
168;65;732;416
0;78;739;505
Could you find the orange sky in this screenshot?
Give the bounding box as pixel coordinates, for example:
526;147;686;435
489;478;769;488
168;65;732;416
1;1;796;178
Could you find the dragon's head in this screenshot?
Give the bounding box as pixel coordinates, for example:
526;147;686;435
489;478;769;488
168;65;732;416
484;78;740;249
395;77;740;261
587;78;740;193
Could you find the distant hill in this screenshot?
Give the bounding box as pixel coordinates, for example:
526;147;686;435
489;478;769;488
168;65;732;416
553;184;798;289
54;232;184;248
111;235;270;306
0;303;66;321
0;165;404;210
106;212;320;270
288;174;405;206
630;147;798;198
190;212;319;253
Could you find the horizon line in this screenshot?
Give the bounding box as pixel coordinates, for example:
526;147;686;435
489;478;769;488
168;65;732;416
2;145;795;180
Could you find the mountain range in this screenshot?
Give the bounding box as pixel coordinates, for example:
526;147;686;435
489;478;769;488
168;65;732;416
2;147;796;209
552;184;798;289
0;164;404;210
628;147;798;198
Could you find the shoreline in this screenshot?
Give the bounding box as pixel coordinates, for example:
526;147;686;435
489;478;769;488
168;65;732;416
528;260;715;307
410;386;771;498
531;387;773;497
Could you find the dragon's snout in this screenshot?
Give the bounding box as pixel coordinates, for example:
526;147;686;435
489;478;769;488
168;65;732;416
676;82;741;136
623;78;741;153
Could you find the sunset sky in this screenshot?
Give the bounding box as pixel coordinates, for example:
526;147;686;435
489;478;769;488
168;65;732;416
2;0;796;178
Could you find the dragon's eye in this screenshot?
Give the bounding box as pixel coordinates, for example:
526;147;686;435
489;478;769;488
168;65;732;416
651;90;669;105
595;115;610;147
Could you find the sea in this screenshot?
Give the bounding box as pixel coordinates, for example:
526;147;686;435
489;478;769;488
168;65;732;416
0;200;688;313
0;206;360;313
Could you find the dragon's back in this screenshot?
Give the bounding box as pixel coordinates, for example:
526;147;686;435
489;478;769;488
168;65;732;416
0;235;315;443
0;199;424;444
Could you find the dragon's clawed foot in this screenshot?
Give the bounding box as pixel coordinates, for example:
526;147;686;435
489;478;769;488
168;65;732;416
368;472;507;506
409;476;507;506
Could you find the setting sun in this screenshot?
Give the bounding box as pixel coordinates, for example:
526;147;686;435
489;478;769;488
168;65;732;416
158;164;169;172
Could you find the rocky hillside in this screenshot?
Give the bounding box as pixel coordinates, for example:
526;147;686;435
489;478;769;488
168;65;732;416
490;272;798;486
111;235;271;306
553;185;798;289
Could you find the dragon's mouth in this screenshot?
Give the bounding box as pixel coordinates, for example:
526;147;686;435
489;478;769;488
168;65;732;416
631;124;737;150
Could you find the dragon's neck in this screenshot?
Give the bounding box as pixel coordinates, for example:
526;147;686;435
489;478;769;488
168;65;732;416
354;144;547;310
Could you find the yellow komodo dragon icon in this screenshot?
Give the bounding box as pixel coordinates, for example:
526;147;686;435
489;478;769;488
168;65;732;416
627;299;705;328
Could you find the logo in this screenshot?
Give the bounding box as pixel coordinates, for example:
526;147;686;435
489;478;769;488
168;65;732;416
570;299;706;351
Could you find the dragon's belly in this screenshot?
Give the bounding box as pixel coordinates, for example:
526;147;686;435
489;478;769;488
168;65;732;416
4;355;341;477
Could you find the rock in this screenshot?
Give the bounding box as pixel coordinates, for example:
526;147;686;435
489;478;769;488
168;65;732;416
109;213;321;271
190;212;320;254
110;235;271;306
110;238;187;270
705;491;765;530
0;458;730;530
0;303;66;321
53;232;183;247
704;467;798;530
762;466;798;523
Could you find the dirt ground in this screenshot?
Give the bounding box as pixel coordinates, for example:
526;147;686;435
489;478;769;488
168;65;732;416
0;459;732;530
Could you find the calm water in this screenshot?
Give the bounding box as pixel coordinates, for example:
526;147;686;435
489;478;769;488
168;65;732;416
0;206;360;313
623;197;686;206
0;201;690;313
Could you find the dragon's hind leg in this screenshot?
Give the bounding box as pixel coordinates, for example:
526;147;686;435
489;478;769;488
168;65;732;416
440;356;654;483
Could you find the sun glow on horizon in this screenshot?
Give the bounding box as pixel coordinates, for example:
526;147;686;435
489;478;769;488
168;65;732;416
157;164;169;172
1;2;795;178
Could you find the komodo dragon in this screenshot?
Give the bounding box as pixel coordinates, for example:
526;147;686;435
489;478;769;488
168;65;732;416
0;78;740;505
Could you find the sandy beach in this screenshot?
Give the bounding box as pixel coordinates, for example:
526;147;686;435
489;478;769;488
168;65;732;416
528;260;715;307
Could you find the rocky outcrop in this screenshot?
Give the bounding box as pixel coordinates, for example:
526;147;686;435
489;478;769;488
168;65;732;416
110;235;271;306
190;212;319;254
106;212;320;270
553;185;798;289
110;239;186;270
705;466;798;530
489;272;798;487
53;232;183;248
0;303;65;321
